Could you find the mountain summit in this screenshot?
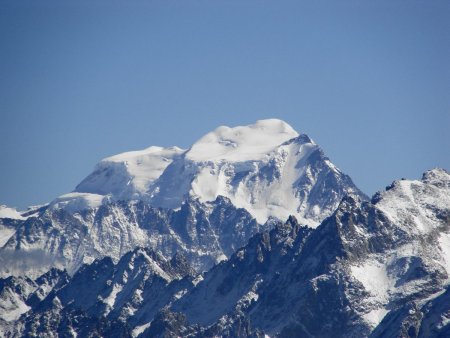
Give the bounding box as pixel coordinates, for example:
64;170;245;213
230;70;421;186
56;119;366;225
0;119;365;277
186;119;298;162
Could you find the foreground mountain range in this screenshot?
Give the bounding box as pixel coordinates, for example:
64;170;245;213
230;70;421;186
1;119;449;337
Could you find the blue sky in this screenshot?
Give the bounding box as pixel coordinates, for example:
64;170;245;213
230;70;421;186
1;0;449;209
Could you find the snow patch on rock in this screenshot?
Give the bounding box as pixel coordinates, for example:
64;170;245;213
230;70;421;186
0;205;25;220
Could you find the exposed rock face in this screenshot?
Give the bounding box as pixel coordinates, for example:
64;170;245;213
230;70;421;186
3;247;195;337
0;268;69;337
145;169;449;337
0;197;263;277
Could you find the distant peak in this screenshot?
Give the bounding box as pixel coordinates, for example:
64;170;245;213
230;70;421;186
74;145;185;199
371;168;450;205
186;119;299;162
422;168;450;187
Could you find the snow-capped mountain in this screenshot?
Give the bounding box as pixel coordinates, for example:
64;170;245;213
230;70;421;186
3;169;449;337
4;118;448;337
57;146;185;213
0;119;365;278
57;119;366;225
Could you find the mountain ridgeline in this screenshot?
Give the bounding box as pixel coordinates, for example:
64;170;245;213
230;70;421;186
0;119;365;277
0;119;448;337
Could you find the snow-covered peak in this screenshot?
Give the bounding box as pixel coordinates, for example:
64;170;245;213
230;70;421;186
45;119;365;226
373;168;450;235
75;146;185;200
49;192;106;213
422;168;450;187
0;205;25;220
149;127;365;225
186;119;299;162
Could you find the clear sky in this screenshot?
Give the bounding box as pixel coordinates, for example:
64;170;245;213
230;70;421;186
1;0;449;209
